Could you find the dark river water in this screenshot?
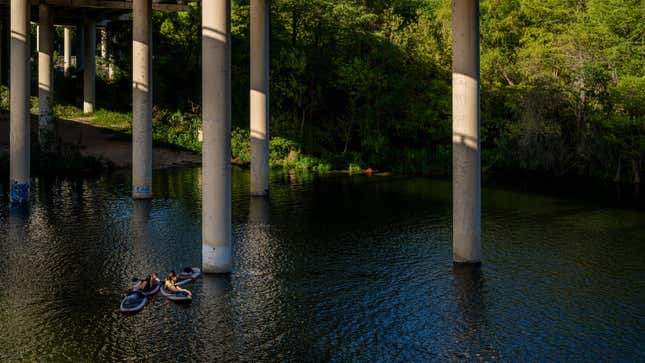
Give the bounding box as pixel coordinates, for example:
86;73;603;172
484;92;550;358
0;167;643;361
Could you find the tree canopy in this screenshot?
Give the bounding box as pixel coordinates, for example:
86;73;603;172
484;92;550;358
92;0;644;180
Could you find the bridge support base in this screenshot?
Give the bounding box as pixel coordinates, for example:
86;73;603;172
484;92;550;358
452;0;481;264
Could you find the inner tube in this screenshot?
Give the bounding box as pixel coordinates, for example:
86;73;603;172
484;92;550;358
176;267;201;286
131;277;161;296
139;278;161;296
161;285;192;302
120;291;147;313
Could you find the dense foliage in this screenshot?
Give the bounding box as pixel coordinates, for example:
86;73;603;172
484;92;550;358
49;1;645;180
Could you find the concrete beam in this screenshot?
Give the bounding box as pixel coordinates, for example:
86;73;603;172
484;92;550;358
201;0;232;274
452;0;481;264
250;0;270;196
38;3;54;145
132;0;152;199
0;1;190;12
10;0;31;203
83;18;95;113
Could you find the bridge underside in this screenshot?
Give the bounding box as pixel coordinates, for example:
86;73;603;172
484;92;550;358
3;0;482;271
0;1;188;24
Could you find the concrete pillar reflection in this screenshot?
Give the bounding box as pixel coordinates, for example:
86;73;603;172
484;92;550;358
201;0;232;273
132;0;153;199
9;0;31;203
451;263;487;356
452;0;481;263
249;196;270;226
83;19;96;113
250;0;270;196
38;3;54;145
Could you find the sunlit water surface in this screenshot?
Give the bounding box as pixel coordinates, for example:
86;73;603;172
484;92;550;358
0;167;643;361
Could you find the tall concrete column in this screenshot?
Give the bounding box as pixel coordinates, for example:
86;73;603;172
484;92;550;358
63;26;71;76
0;21;3;85
100;27;113;80
77;23;84;71
132;0;153;199
100;28;107;59
38;3;54;144
10;0;31;203
83;19;96;114
2;21;8;85
250;0;270;196
202;0;232;273
452;0;481;264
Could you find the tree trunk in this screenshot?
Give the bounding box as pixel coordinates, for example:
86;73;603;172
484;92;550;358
633;159;641;184
614;158;621;183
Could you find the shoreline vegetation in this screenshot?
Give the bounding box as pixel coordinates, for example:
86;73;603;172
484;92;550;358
0;100;642;185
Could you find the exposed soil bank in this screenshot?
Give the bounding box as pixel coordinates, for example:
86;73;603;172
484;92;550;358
0;114;200;170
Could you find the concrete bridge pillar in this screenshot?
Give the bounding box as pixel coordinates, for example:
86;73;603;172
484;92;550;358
10;0;31;203
100;27;113;80
0;21;2;85
0;21;4;85
63;26;71;76
452;0;481;263
77;22;84;71
83;19;96;114
100;28;107;59
250;0;270;196
132;0;153;199
38;3;54;145
201;0;232;273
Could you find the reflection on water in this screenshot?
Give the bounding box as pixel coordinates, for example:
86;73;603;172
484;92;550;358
0;167;644;361
448;264;492;360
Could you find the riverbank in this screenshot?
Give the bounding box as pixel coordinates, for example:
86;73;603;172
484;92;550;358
1;109;641;200
0;109;380;178
49;107;366;174
0;112;201;173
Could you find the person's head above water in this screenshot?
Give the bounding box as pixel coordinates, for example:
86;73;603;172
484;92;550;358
168;271;176;280
151;272;158;280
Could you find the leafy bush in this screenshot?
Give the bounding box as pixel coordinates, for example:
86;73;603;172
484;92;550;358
152;109;202;152
0;86;8;111
231;127;250;164
269;137;297;161
314;162;332;173
348;163;363;174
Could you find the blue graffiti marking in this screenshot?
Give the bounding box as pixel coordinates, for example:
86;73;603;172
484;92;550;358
10;181;30;204
133;185;151;194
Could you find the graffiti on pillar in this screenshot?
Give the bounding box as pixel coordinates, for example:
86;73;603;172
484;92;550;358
10;181;30;203
133;185;151;195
